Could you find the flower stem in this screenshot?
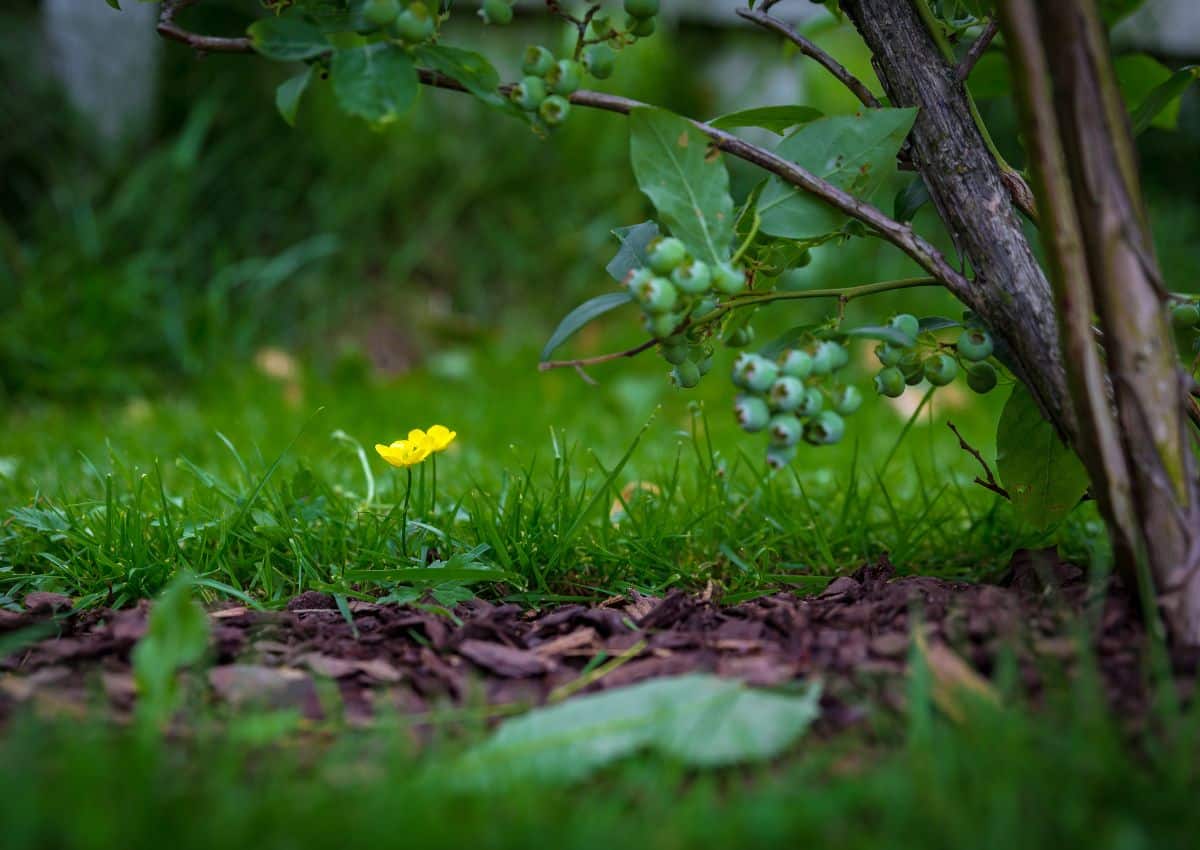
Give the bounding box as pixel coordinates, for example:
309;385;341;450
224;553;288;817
431;453;438;518
401;467;413;557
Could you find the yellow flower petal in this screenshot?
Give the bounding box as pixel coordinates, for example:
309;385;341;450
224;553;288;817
375;439;431;468
425;424;457;452
407;428;428;445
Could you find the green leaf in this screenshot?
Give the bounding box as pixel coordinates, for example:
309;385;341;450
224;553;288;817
331;44;418;124
1131;65;1199;136
841;324;915;347
758;323;820;359
629;107;735;264
709;105;823;135
540;292;634;362
132;573;211;727
247;15;330;62
1100;0;1148;25
605;221;660;283
455;675;822;786
413;44;506;108
995;383;1090;530
104;0;121;9
275;66;314;127
757;108;918;241
918;316;962;332
1115;54;1179;132
341;566;521;584
894;175;930;222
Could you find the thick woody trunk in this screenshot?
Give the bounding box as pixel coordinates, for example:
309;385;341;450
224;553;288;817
839;0;1074;439
1005;0;1200;643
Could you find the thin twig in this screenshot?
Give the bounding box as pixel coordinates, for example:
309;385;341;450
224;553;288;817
539;338;658;372
955;19;999;82
157;0;251;53
737;8;881;108
946;420;1010;500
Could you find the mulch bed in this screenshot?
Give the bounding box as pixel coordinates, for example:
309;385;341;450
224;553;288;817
2;549;1195;729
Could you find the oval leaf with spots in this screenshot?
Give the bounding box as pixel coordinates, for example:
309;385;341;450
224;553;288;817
629;107;734;264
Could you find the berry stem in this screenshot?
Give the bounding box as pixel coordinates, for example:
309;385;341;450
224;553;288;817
731;211;761;266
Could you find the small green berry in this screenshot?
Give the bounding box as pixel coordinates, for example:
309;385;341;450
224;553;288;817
393;2;435;41
590;12;612;36
779;349;813;379
796;387;824;416
831;385;863;415
522;45;556;77
627;14;656;36
769;414;804;448
956;328;994;362
966;362;998;394
624;0;659;18
711;262;745;295
661;340;690;365
644;312;682;340
804;410;845;445
582;44;615;79
889;313;920;344
635;275;678;314
478;0;513;25
743;356;779;393
811;340;848;375
875;343;903;367
923;353;958;386
672;359;701;389
1171;302;1200;329
538;94;571;126
509;76;547;111
546;59;584;96
671;259;712;295
647;237;687;275
899;353;925;385
768;376;807;412
624;267;653;291
726;325;755;348
690;296;719;321
364;0;400;28
874;367;905;398
734;394;771;432
765;444;798;470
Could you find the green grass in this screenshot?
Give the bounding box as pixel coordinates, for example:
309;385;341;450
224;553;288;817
0;334;1071;611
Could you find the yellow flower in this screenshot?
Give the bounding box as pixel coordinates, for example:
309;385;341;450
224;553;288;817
375;438;432;468
423;424;457;452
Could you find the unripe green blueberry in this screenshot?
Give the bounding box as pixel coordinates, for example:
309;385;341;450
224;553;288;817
546;59;584;95
804;410;846;446
734;394;771;433
590;12;612;36
956;328;994;362
647;237;687;275
874;367;905;398
768;376;807;412
811;340;848;375
478;0;513;25
726;325;755;348
796;386;824;416
624;266;653;292
582;44;615;79
645;312;682;340
690;296;719;321
522;45;556;77
626;14;656;36
635;275;678;314
509;76;547;111
393;2;435;42
672;359;701;389
794;248;812;269
711;262;746;295
888;313;920;344
899;352;925;385
779;349;813;380
923;353;958;386
768;414;804;448
1172;302;1200;329
743;355;779;393
671;259;712;294
624;0;659;18
364;0;400;27
661;340;690;365
538;94;571;126
966;362;998;394
694;352;714;376
831;384;863;415
765;444;798;470
875;343;903;367
688;342;713;363
731;353;754;389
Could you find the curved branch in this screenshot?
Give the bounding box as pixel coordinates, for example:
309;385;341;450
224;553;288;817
955;19;999;82
155;2;969;299
736;8;881;109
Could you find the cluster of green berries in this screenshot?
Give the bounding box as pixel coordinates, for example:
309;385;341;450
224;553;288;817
362;0;438;42
623;235;748;387
871;314;998;398
508;1;659;129
731;341;860;469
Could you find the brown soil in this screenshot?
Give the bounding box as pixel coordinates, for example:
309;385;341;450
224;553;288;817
2;549;1195;728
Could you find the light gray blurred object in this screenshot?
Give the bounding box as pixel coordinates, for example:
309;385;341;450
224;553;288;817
1118;0;1200;56
42;0;160;145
